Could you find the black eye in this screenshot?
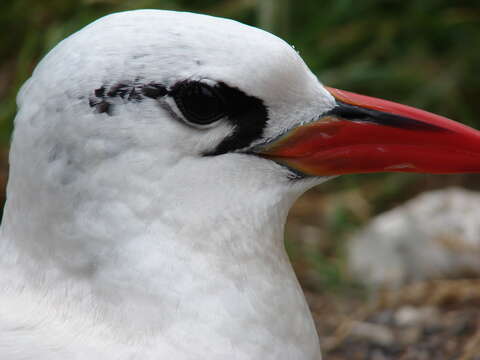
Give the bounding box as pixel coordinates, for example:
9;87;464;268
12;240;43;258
172;82;227;125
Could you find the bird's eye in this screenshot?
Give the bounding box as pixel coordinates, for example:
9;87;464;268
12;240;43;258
172;82;227;126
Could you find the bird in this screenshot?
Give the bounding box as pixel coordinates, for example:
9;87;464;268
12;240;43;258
1;9;480;360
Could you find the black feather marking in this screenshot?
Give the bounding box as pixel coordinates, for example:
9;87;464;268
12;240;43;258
94;86;106;98
90;81;161;115
107;83;130;99
203;82;268;156
97;101;111;115
141;83;168;99
89;80;268;155
90;87;113;115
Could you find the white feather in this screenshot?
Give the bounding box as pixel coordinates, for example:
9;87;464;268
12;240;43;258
0;9;335;359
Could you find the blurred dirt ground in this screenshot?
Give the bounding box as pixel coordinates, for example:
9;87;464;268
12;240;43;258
286;179;480;360
307;280;480;360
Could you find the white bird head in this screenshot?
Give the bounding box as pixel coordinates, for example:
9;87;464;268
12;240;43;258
17;9;333;178
3;9;480;359
12;9;480;210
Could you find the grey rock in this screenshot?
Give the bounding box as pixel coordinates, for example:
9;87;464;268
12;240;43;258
348;188;480;287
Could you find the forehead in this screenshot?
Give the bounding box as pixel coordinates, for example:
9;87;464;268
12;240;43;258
91;10;295;65
69;10;319;101
26;9;333;136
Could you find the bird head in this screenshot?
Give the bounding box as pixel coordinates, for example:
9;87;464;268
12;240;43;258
15;9;480;201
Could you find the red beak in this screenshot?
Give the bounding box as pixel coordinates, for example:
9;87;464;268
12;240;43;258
258;87;480;176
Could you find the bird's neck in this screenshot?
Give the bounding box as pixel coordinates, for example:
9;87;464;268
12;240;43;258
0;154;320;357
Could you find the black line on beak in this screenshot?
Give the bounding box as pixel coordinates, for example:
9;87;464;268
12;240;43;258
327;101;447;132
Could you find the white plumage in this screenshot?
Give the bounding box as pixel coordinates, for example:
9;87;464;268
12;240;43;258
0;10;335;360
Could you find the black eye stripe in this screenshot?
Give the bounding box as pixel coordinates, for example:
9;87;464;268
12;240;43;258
169;81;269;154
142;83;168;99
203;82;268;156
89;80;268;155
